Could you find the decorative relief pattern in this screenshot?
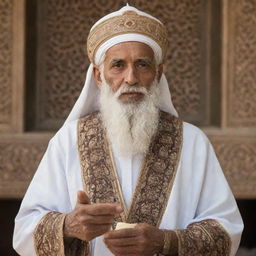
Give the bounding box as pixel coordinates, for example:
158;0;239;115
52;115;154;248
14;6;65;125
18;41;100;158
147;0;203;116
210;136;256;198
37;1;124;125
228;0;256;125
1;135;255;199
0;140;47;197
120;0;204;116
0;0;13;125
37;0;206;128
0;142;45;182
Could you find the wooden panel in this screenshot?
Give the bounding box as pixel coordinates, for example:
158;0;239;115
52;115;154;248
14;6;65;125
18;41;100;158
0;0;25;132
33;0;219;130
225;0;256;127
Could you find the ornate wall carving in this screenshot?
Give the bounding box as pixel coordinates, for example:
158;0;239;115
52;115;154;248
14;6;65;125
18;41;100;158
0;0;255;199
0;0;13;125
127;0;205;118
0;134;255;199
227;0;256;126
210;136;256;198
35;0;213;129
0;136;49;198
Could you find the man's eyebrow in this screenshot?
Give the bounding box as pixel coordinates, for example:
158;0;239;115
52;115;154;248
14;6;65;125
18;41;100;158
136;57;154;64
110;58;123;64
109;57;154;65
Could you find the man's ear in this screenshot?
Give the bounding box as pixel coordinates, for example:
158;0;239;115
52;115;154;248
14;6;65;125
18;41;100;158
93;65;102;88
157;64;164;82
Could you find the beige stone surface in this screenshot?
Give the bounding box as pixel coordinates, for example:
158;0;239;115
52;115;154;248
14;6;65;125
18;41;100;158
0;0;255;199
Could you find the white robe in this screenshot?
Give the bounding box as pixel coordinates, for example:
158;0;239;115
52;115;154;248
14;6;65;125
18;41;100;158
13;119;243;256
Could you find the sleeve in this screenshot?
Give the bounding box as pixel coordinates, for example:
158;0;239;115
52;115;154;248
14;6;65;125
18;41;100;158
13;133;89;256
169;125;243;256
33;212;89;256
174;219;231;255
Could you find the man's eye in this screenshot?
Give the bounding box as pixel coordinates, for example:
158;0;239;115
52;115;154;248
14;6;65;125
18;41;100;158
136;61;150;68
112;63;123;68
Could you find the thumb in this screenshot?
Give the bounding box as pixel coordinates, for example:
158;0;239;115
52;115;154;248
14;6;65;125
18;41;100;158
77;190;90;204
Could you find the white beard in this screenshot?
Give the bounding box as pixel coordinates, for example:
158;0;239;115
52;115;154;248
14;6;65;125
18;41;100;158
99;75;160;156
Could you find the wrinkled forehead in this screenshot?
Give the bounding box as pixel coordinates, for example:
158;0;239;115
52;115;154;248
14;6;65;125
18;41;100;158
104;41;155;63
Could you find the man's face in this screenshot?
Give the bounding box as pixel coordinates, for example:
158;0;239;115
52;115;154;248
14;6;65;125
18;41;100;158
94;42;159;104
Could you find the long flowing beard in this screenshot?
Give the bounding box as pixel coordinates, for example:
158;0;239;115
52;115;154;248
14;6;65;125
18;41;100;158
99;76;160;156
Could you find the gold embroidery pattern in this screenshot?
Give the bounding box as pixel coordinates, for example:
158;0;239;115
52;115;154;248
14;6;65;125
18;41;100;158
127;111;182;226
175;219;231;256
78;112;126;222
78;111;182;227
34;212;65;256
34;212;89;256
87;11;169;63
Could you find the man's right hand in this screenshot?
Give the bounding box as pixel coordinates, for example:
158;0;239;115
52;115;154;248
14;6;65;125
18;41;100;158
64;191;123;242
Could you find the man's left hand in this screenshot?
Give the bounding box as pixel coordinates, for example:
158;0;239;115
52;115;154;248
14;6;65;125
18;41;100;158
104;223;164;256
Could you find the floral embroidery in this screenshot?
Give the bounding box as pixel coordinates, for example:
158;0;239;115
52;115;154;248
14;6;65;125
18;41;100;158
78;111;183;227
175;219;231;256
34;212;89;256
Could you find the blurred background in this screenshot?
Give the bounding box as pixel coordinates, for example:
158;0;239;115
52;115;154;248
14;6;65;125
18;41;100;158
0;0;255;255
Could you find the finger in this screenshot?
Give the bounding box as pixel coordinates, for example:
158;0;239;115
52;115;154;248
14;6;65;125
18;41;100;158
104;236;139;247
108;244;141;255
135;223;149;229
104;228;140;239
79;214;115;225
85;203;123;216
86;223;112;236
77;191;90;204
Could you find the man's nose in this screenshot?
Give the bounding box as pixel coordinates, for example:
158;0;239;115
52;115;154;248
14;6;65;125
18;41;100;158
124;66;139;86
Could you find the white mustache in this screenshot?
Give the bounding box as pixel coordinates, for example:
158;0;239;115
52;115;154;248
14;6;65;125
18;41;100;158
115;84;148;98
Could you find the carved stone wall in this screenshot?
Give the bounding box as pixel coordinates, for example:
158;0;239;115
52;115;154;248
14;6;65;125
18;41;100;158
227;0;256;126
0;135;49;198
35;0;217;129
210;136;256;198
0;0;24;132
0;0;13;127
0;0;255;199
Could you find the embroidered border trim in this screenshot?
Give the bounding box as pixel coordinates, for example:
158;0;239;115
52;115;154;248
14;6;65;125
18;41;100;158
78;112;127;222
34;212;89;256
78;111;182;228
175;219;231;256
34;212;66;256
127;111;183;226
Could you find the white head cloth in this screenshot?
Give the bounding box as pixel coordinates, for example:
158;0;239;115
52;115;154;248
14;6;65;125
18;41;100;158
65;5;178;124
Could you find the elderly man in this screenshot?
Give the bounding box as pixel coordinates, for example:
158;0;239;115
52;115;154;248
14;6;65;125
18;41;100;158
13;5;243;256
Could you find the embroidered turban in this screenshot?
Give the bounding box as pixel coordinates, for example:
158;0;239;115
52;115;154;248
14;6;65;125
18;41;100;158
64;5;177;125
86;5;169;65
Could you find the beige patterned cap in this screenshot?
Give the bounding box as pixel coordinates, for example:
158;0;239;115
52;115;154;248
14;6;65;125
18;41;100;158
87;6;169;64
